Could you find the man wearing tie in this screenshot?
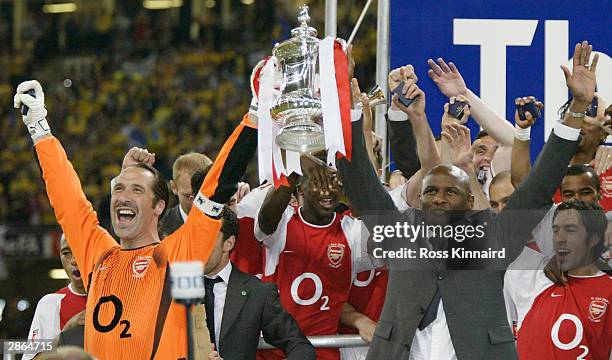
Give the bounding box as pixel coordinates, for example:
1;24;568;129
189;170;315;360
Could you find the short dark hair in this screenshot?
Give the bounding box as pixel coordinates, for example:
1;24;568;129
564;164;601;193
475;130;490;141
221;207;239;241
553;200;607;261
130;163;169;219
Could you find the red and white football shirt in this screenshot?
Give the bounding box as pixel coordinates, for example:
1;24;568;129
23;284;87;360
339;268;388;360
255;206;372;360
504;247;611;360
230;185;271;278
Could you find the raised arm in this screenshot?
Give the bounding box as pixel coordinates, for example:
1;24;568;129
428;58;514;172
510;97;541;187
390;67;441;208
14;81;117;289
336;119;396;213
502;41;599;262
166;114;258;261
440;123;489;210
257;173;298;236
386;66;422;179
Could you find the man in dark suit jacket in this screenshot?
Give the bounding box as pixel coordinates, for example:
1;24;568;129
191;173;315;360
337;45;596;359
160;152;212;236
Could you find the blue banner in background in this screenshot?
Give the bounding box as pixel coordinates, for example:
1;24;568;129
389;0;612;161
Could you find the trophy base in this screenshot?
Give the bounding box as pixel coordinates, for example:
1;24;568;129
276;123;325;153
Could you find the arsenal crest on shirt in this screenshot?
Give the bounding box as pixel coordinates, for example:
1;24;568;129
327;243;346;268
588;297;608;323
132;256;152;278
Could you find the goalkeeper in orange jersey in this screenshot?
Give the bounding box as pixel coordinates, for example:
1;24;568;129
14;80;258;360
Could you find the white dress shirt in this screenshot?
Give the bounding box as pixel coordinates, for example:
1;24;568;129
179;204;188;223
205;262;232;351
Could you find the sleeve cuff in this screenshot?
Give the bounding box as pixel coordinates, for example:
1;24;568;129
387;108;408;122
351;106;363;122
553;122;581;141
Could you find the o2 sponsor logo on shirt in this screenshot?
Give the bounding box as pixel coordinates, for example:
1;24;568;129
327;243;346;269
588;297;608;323
132;256;152;278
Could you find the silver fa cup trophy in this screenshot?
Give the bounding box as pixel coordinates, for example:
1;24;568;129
270;5;324;153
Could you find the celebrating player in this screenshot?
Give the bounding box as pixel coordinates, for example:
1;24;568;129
23;234;87;360
505;201;611;359
255;155;374;360
14;80;257;360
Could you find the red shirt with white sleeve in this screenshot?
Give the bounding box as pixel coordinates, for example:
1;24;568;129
255;206;372;360
504;247;611;360
23;284;87;360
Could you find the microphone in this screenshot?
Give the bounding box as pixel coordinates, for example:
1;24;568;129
170;261;205;305
170;261;205;360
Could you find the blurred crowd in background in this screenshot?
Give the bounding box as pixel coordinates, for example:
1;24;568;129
0;0;377;339
0;0;378;226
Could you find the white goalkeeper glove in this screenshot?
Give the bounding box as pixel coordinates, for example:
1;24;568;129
13;80;50;142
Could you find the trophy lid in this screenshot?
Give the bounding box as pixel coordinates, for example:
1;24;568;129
274;5;319;59
290;5;318;38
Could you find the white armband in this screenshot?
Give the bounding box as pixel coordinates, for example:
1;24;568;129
193;192;224;217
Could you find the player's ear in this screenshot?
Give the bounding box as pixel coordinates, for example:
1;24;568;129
223;235;236;253
169;180;178;195
153;199;166;217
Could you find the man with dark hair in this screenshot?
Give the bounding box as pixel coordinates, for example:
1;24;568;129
505;200;611;359
560;164;601;203
14;79;257;359
189;171;315;360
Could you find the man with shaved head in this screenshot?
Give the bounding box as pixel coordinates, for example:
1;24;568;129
337;41;597;359
489;171;514;213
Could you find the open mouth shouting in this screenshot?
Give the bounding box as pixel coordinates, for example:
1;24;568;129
556;248;571;260
71;268;82;281
319;196;334;210
116;207;137;227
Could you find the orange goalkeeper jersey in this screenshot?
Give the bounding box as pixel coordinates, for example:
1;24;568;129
35;116;257;360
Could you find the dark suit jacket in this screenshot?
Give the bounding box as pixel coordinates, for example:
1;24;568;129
217;264;315;360
159;205;183;237
337;119;580;359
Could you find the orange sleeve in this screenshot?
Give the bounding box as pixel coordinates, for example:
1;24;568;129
165;116;257;262
35;137;118;288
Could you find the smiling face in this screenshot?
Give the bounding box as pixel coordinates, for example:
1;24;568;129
552;209;598;272
472;135;498;173
489;174;515;213
111;166;165;242
300;172;341;222
60;236;83;292
560;173;600;203
420;166;474;224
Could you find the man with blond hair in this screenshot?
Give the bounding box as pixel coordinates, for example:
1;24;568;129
160;152;212;235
